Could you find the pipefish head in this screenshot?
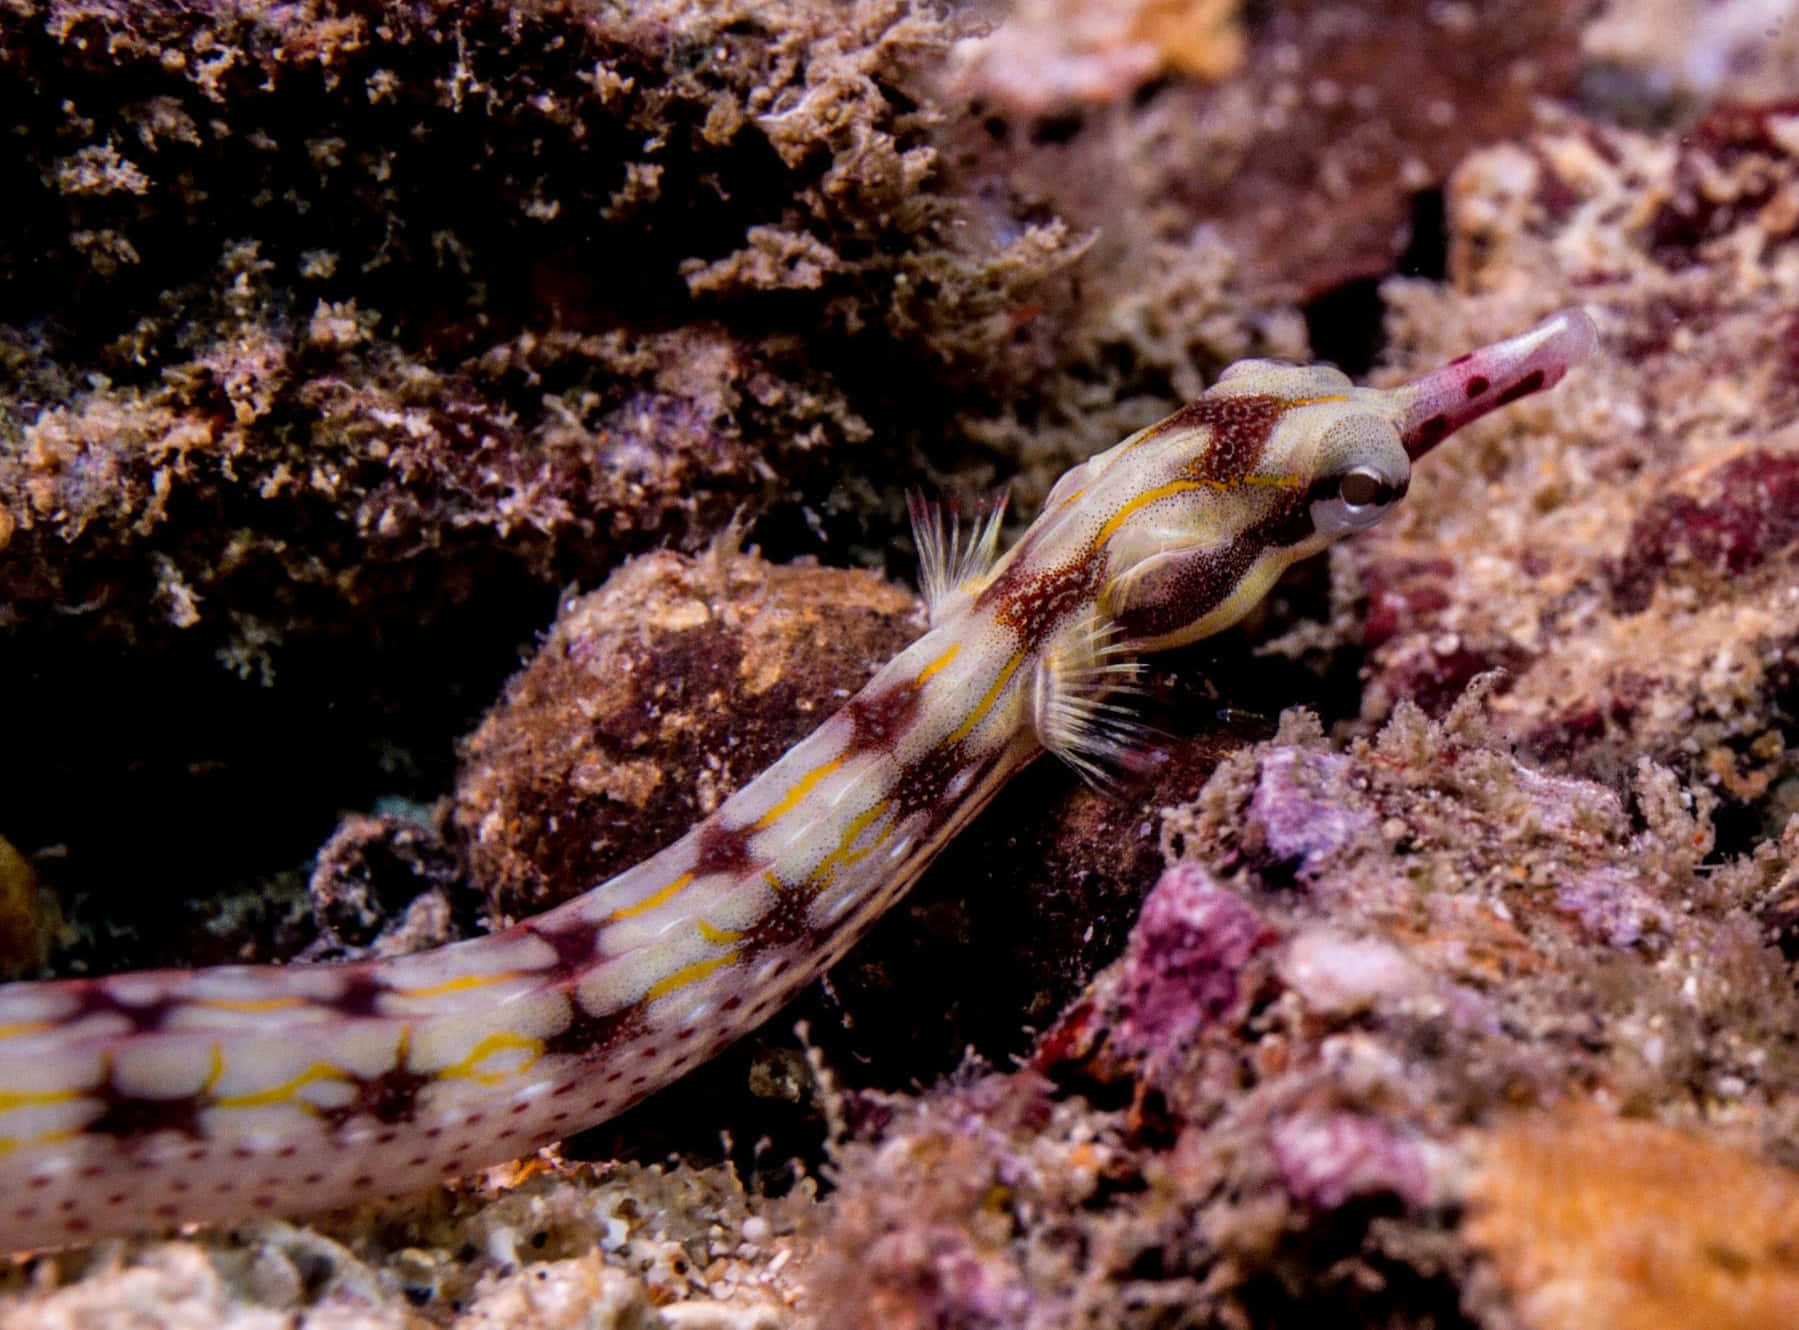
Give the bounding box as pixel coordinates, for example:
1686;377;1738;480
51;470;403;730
1063;307;1598;652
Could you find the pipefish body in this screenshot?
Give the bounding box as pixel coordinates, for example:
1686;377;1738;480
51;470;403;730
0;308;1596;1251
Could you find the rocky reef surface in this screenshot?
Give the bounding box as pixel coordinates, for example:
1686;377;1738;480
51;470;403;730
7;0;1799;1327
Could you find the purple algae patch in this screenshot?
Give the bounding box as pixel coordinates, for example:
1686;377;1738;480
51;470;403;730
1109;863;1274;1059
1246;747;1379;879
1271;1111;1433;1212
1554;867;1674;951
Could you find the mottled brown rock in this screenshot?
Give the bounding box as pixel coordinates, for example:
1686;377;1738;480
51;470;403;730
453;547;925;922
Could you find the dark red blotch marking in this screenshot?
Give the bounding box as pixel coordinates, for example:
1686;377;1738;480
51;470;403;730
1149;394;1288;485
1491;368;1546;407
988;556;1103;643
528;916;604;972
83;1085;208;1142
845;680;924;753
324;1060;439;1129
692;820;756;879
739;883;821;961
1108;493;1312;644
65;982;180;1035
541;987;651;1062
1411;414;1451;451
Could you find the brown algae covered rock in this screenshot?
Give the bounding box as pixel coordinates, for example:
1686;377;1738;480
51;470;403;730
0;0;989;651
0;0;1085;955
454;548;924;924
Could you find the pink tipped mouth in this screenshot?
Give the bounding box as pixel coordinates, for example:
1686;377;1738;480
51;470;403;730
1400;307;1598;460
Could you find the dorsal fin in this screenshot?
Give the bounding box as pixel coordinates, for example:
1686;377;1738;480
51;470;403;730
907;490;1009;625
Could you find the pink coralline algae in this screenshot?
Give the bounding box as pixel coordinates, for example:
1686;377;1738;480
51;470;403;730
1553;866;1674;952
1107;863;1276;1061
1612;449;1799;613
1277;929;1435;1019
1271;1111;1435;1212
1243;747;1379;879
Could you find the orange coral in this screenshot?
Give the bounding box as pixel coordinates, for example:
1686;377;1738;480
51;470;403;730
1465;1113;1799;1330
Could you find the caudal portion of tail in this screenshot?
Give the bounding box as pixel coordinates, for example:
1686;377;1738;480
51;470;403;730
1397;307;1598;459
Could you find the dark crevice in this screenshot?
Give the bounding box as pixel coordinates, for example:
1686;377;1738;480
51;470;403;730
1398;188;1449;281
1304;276;1385;378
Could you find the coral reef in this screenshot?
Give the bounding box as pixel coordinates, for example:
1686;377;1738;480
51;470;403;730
809;701;1799;1326
11;0;1799;1326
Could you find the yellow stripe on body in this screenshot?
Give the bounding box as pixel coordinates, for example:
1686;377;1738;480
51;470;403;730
0;1126;78;1156
645;953;735;1001
211;1031;362;1110
753;757;845;831
945;651;1027;745
435;1030;544;1084
807;800;893;892
214;1061;354;1111
191;995;311;1013
696;919;745;946
1091;480;1206;548
604;870;696;925
0;1086;84;1113
392;971;523;1000
0;1022;53;1041
913;641;960;685
201;1042;225;1094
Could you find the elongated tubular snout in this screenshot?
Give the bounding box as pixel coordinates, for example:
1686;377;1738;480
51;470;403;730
1398;307;1598;459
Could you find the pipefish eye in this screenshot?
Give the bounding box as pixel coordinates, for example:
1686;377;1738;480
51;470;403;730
1303;414;1411;538
1338;467;1398;508
1310;462;1408;536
